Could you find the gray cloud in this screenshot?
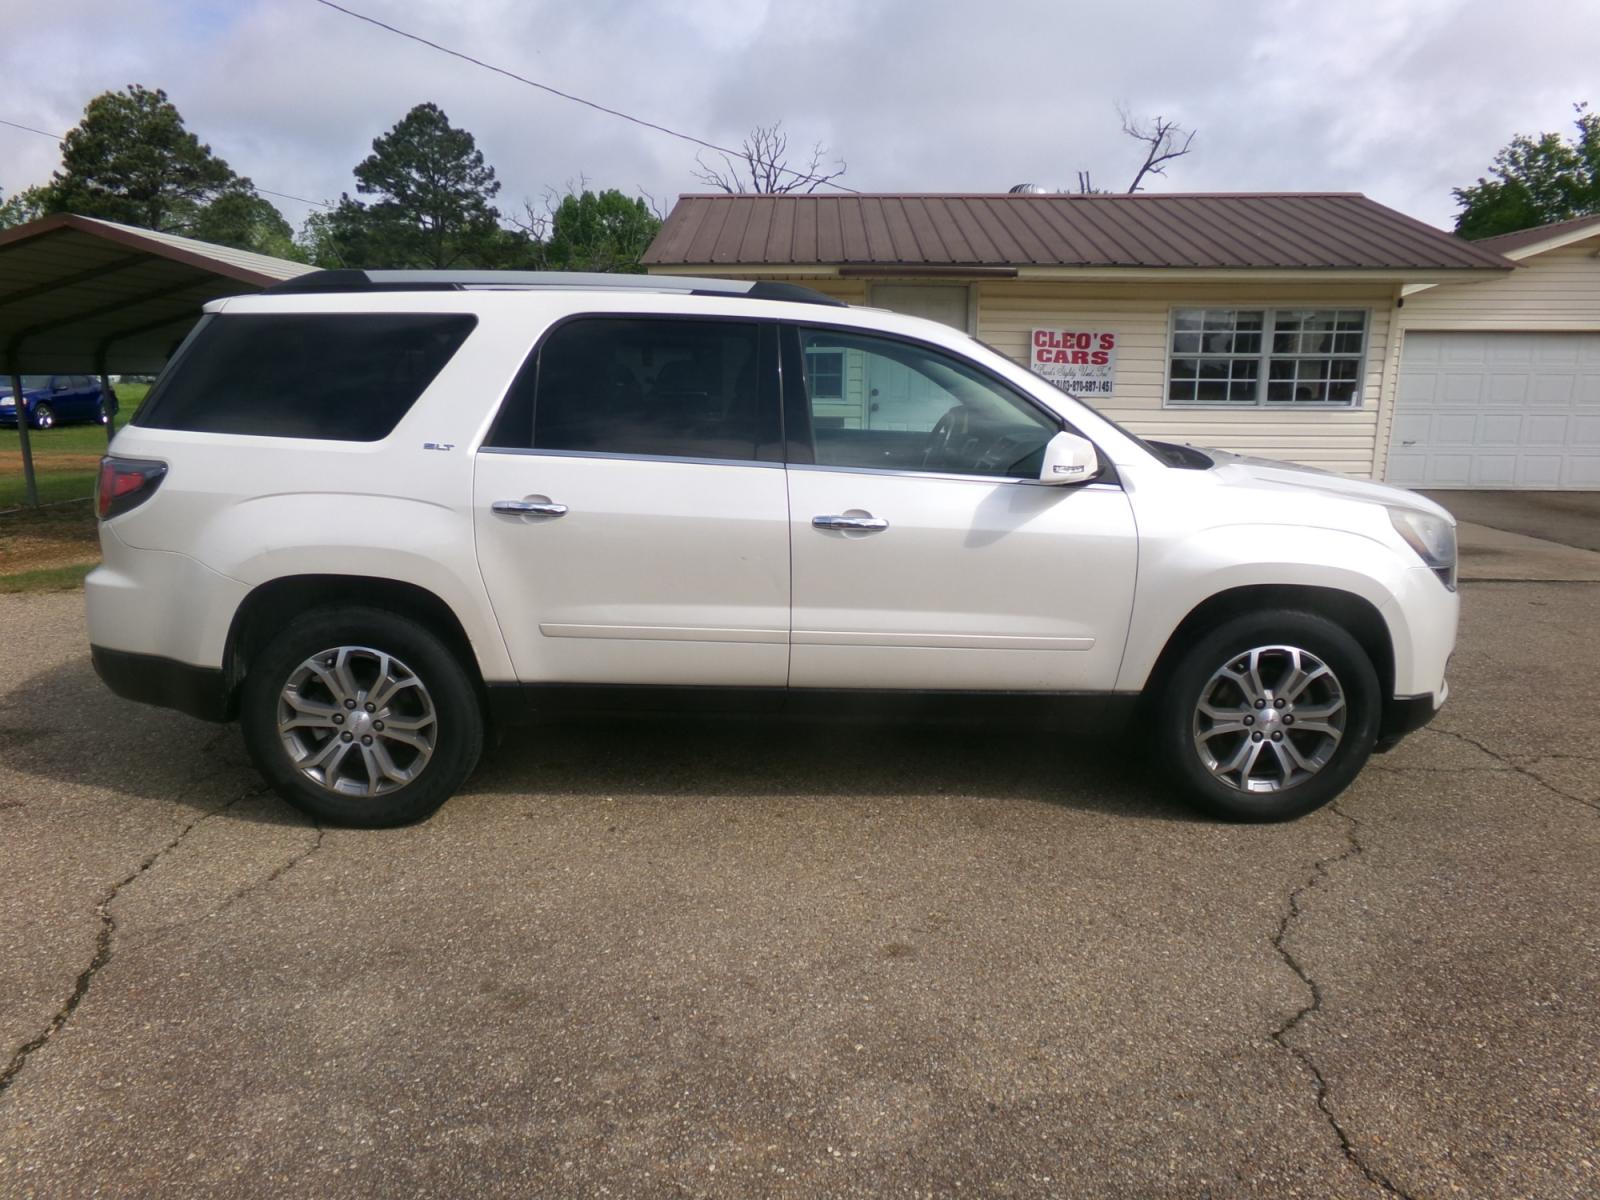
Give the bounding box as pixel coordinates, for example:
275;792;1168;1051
2;0;1596;232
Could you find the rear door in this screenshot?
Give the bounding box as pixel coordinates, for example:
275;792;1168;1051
784;324;1139;692
65;376;99;421
473;316;792;688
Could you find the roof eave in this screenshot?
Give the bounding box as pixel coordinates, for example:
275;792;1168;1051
646;262;1512;284
1495;228;1600;261
0;213;303;288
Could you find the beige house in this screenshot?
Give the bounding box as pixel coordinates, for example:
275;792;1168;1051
643;195;1600;489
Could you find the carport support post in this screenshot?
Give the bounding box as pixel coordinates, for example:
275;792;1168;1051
7;368;39;509
97;357;116;447
100;374;115;446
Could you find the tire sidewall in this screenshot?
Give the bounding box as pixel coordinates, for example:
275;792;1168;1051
240;606;483;827
1157;610;1381;821
33;403;53;429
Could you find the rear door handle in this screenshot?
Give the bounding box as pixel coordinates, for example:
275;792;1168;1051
492;499;568;518
812;514;889;532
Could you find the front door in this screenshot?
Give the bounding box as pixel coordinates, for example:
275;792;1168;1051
474;316;791;687
785;325;1138;692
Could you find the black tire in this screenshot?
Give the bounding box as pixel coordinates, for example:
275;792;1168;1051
1155;610;1380;822
240;606;483;827
32;402;54;430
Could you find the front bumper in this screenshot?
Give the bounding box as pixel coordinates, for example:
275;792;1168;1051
1374;680;1447;752
90;646;232;722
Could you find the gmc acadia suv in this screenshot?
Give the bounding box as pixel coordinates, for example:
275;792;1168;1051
87;270;1458;826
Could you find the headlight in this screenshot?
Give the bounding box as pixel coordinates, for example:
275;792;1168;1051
1389;507;1457;590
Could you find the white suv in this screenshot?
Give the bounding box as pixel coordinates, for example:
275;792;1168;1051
87;271;1458;826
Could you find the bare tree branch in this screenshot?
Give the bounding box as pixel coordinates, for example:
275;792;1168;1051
1119;103;1196;193
510;198;549;241
637;187;666;222
691;122;847;194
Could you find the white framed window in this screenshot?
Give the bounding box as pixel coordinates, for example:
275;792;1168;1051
1166;308;1368;408
803;346;845;401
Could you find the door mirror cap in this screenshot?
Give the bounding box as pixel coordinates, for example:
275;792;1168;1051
1039;430;1102;486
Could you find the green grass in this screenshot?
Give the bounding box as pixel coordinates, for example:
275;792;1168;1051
0;561;95;594
0;470;98;509
1;383;148;510
0;410;131;456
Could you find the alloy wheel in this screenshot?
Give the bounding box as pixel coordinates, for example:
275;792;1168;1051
1191;645;1346;793
276;645;438;797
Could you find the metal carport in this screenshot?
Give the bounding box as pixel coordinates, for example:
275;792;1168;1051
1;213;312;506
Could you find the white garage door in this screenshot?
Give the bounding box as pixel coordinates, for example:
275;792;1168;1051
1389;332;1600;489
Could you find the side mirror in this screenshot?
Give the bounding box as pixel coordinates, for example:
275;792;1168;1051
52;378;68;392
1038;430;1102;486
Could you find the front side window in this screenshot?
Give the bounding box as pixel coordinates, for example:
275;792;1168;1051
1168;308;1367;407
494;317;767;462
798;327;1057;477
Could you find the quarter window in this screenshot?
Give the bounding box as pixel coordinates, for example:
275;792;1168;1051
134;313;477;440
797;328;1057;478
493;318;768;462
1167;308;1367;407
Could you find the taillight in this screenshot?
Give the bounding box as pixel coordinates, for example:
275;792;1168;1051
95;456;167;520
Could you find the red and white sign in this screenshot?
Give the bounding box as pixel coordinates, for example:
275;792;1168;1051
1029;328;1117;396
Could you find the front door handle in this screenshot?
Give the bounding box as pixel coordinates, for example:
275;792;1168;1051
492;499;569;518
812;513;889;533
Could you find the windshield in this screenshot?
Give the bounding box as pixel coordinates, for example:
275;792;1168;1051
1;376;52;392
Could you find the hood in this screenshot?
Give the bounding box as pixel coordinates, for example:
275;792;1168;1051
1203;448;1455;523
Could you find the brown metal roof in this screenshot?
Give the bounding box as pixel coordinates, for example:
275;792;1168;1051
0;213;313;374
1472;213;1600;256
643;193;1514;274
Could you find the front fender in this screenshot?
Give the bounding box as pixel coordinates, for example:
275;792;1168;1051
1115;522;1454;698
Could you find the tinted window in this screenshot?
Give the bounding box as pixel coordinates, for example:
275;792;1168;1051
798;328;1057;477
492;317;767;461
135;314;476;441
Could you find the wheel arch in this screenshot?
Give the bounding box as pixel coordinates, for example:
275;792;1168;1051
223;574;487;718
1138;584;1396;710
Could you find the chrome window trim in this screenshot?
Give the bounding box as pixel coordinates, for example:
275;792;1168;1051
478;446;783;470
477;447;1123;489
786;462;1123;490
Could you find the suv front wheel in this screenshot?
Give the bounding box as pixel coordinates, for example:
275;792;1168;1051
1155;610;1380;821
240;607;484;827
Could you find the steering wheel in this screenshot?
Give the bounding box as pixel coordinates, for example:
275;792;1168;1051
923;405;970;469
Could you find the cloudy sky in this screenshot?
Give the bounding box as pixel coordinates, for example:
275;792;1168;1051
2;0;1596;234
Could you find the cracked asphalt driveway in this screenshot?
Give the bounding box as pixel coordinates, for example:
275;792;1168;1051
2;585;1597;1199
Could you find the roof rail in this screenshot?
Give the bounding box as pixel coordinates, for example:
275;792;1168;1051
261;269;846;307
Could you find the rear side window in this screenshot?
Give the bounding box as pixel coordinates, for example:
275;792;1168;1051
489;317;772;462
135;313;476;441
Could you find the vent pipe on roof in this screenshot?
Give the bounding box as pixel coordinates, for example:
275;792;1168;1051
1008;183;1051;194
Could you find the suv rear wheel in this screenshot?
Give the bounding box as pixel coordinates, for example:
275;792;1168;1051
1155;610;1380;821
240;607;483;827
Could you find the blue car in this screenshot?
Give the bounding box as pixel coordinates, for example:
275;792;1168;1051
0;374;117;430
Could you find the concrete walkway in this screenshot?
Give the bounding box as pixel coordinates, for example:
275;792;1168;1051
1421;489;1600;581
1457;521;1600;582
1424;490;1600;554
